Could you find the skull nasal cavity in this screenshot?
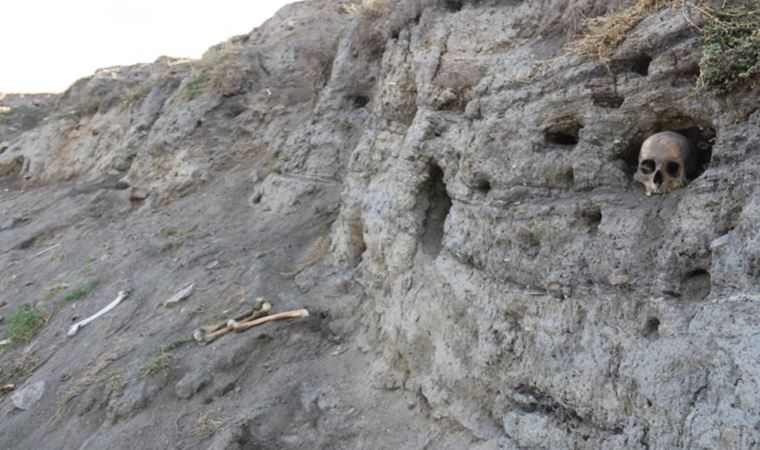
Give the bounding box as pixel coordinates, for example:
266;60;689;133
654;170;663;185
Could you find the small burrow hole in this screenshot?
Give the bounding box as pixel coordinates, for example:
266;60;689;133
544;118;583;147
592;91;624;109
420;162;452;257
350;95;369;109
444;0;464;12
644;317;660;338
580;204;602;231
347;217;367;267
681;268;711;301
612;54;652;76
473;177;491;195
560;167;575;186
673;126;714;180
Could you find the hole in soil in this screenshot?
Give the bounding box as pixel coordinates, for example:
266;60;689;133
579;204;602;231
420;162;452;257
560;167;575;186
612;54;652;76
516;228;540;258
444;0;464;11
592;91;624;108
619;117;715;180
473;177;491;195
350;95;369;109
681;269;711;301
346;217;367;267
644;317;660;338
544;118;583;147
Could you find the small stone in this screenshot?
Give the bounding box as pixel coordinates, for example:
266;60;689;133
11;380;46;410
710;234;730;250
609;273;630;286
129;187;149;201
175;369;211;399
205;260;219;270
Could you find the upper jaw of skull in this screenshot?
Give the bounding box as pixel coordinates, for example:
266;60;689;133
634;131;691;196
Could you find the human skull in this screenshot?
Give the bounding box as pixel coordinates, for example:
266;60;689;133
634;131;692;196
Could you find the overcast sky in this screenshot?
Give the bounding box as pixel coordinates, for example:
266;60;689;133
0;0;294;93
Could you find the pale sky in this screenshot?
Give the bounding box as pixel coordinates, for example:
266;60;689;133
0;0;295;93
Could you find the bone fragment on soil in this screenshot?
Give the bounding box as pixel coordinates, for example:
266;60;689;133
0;384;15;396
164;283;195;307
193;302;272;345
228;308;309;332
68;290;129;337
35;242;60;257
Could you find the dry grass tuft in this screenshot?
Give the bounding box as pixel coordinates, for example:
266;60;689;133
568;0;677;64
57;351;121;408
341;0;390;19
191;414;225;437
185;41;250;99
1;352;39;382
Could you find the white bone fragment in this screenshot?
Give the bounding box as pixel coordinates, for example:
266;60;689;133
710;234;730;250
68;291;128;337
164;284;195;307
36;243;61;257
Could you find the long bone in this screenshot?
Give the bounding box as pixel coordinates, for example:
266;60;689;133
228;308;309;332
68;291;129;337
193;302;271;344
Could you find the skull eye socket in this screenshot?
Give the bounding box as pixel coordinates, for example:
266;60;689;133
666;161;680;177
639;159;655;174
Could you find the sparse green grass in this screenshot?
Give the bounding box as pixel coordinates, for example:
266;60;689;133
62;279;99;303
161;337;193;354
185;72;210;100
5;304;46;347
138;354;169;378
698;1;760;93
